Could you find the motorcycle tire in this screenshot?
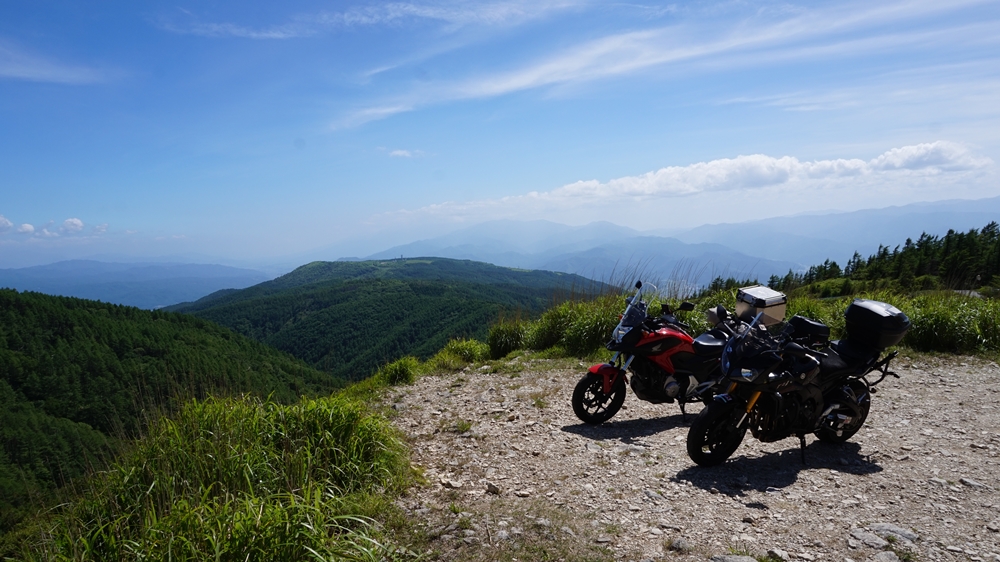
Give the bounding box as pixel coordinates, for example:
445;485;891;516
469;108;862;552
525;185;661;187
572;372;626;425
814;382;871;444
686;399;748;467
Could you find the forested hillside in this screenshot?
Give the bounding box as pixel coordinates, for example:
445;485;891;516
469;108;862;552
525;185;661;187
170;257;596;310
766;221;1000;294
169;258;598;380
0;290;340;534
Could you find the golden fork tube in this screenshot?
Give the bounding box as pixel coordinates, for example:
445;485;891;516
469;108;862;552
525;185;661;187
745;391;762;413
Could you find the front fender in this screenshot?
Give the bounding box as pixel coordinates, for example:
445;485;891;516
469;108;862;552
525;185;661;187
588;363;626;395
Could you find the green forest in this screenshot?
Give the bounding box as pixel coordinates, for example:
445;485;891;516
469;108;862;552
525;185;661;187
170;258;598;380
170;257;598;311
0;290;340;534
766;221;1000;294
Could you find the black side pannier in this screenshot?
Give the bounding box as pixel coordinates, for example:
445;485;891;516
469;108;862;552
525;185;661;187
844;299;910;350
787;315;830;347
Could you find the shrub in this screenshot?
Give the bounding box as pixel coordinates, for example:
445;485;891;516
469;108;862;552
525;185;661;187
442;338;490;363
488;319;527;359
904;293;1000;353
562;296;620;356
379;356;421;386
526;303;575;350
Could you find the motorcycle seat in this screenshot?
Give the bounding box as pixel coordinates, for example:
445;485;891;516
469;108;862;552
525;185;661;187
821;339;879;376
787;315;830;346
692;329;727;356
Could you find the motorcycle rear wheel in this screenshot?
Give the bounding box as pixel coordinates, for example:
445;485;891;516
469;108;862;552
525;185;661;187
686;399;747;466
572;373;626;424
815;383;871;443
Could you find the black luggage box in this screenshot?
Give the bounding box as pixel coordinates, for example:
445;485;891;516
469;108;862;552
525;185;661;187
787;315;830;347
844;299;910;350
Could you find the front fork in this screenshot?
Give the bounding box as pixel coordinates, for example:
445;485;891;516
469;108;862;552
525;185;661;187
591;352;635;395
724;381;761;428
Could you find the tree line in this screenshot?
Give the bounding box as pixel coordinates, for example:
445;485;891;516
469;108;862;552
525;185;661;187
762;222;1000;294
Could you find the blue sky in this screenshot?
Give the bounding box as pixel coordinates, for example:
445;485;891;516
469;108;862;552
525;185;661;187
1;0;998;267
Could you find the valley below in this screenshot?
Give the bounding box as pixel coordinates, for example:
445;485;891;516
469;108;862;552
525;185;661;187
387;354;1000;562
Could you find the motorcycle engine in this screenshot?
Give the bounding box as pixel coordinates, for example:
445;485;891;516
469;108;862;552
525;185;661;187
628;356;671;403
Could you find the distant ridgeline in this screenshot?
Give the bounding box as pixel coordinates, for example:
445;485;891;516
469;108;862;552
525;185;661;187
0;289;340;534
166;258;601;381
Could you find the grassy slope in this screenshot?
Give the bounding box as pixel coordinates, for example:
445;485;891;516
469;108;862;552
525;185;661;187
0;289;341;534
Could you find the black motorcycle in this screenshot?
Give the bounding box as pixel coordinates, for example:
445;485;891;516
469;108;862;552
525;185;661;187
685;296;910;467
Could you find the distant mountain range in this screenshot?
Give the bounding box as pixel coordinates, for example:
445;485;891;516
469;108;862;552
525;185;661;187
5;197;996;309
671;196;1000;267
366;196;1000;284
0;260;269;309
366;221;800;287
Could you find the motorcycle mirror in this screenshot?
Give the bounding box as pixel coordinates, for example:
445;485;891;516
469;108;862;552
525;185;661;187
679;302;695;312
715;304;729;320
660;303;672;316
635;280;642;289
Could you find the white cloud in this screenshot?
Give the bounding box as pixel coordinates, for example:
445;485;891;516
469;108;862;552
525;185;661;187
161;1;582;39
0;40;106;84
869;141;991;171
92;223;108;234
61;218;84;233
0;215;11;232
345;0;999;125
389;148;424;157
40;228;58;238
316;1;581;29
376;142;993;223
16;223;34;234
158;20;312;39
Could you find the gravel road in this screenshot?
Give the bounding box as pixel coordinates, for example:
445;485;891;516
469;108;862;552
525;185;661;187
388;354;1000;562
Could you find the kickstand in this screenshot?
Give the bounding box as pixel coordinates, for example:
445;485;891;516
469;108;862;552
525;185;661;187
798;434;807;464
679;402;687;422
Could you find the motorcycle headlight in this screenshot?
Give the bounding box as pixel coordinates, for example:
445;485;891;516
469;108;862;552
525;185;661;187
613;325;632;342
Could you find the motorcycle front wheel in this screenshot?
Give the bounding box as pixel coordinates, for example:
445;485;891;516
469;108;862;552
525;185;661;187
572;372;626;424
686;399;748;466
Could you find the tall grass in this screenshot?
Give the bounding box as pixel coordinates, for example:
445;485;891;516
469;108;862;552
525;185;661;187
18;393;411;561
484;286;1000;359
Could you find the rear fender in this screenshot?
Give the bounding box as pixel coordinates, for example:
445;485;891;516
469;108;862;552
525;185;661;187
588;363;627;394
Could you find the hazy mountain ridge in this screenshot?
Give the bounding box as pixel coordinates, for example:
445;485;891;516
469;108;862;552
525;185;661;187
672;196;1000;266
369;226;801;286
0;260;270;309
365;196;1000;284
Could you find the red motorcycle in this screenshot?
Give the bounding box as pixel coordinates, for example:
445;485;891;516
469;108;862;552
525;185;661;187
571;281;731;424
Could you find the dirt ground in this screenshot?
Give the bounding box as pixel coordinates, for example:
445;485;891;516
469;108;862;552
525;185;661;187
387;353;1000;562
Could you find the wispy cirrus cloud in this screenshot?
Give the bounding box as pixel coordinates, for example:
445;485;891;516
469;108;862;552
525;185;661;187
341;0;999;125
374;142;993;223
0;41;107;84
159;0;584;39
